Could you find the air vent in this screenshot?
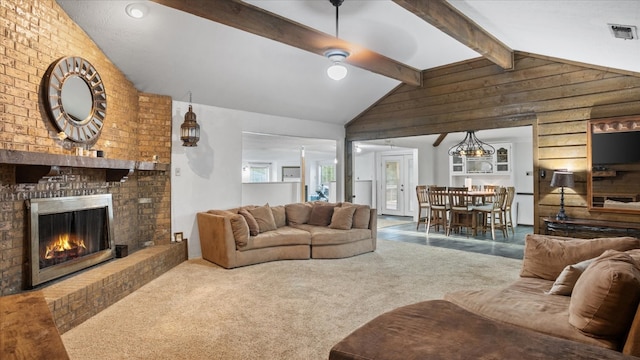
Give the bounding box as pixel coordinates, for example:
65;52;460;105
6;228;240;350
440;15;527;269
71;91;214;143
608;24;638;40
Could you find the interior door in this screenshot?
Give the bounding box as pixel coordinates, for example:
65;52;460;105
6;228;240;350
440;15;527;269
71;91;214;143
381;154;414;216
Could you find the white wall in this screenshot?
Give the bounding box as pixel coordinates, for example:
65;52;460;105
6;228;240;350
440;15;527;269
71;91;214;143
172;101;344;259
242;182;300;206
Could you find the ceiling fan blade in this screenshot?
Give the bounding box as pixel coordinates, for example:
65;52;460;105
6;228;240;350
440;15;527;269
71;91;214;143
393;0;514;70
150;0;422;86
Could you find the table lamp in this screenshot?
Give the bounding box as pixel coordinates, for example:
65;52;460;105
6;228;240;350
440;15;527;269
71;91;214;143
550;171;574;221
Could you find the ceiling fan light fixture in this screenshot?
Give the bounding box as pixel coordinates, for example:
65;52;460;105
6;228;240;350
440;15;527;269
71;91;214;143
325;49;349;81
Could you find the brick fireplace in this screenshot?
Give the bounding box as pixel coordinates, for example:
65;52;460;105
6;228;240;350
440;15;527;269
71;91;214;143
0;160;172;295
1;0;174;297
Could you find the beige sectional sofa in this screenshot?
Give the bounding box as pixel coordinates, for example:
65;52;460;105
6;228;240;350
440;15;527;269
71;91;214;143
331;234;640;359
196;202;376;269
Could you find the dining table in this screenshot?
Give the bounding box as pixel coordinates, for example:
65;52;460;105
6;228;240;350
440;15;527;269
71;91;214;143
428;189;497;236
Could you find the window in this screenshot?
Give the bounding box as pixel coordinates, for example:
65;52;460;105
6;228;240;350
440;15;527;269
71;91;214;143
244;163;271;183
320;164;336;184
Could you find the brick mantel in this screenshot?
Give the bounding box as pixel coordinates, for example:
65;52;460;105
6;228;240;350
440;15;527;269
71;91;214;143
0;149;169;183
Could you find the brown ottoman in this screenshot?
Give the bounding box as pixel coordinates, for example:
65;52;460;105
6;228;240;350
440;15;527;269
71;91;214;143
329;300;634;360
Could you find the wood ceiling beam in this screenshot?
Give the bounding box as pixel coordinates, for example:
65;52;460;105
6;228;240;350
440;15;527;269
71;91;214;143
433;133;448;147
151;0;422;86
393;0;514;70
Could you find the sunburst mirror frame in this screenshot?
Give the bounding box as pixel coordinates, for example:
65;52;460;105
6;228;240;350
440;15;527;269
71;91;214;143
42;56;107;144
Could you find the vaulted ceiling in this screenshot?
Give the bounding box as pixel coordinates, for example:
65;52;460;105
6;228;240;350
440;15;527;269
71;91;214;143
57;0;640;126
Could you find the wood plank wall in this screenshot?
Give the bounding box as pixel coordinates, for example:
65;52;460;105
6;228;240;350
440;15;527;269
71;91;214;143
345;52;640;232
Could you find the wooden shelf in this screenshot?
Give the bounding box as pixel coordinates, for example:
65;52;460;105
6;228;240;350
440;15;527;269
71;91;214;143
0;149;168;183
592;170;617;177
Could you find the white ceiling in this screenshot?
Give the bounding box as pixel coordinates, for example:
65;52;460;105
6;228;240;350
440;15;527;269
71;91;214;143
56;1;639;157
56;0;640;128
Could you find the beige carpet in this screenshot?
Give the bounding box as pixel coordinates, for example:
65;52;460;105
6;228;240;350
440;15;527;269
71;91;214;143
61;240;521;360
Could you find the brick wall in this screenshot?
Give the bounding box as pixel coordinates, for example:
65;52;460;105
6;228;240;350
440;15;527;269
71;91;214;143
0;0;173;295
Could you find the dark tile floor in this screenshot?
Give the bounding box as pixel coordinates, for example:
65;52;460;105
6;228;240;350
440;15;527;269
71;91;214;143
377;215;530;260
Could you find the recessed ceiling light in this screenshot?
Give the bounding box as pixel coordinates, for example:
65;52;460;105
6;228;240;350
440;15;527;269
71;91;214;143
126;3;149;19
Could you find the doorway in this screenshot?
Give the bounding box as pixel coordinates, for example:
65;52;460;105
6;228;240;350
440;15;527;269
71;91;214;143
379;154;415;216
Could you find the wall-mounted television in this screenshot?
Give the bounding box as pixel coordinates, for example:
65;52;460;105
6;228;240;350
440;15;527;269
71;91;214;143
591;131;640;165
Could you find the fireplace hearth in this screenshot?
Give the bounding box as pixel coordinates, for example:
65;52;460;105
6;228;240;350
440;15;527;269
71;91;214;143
27;194;115;287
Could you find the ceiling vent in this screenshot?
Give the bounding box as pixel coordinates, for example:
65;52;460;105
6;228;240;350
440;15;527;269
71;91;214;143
608;24;638;40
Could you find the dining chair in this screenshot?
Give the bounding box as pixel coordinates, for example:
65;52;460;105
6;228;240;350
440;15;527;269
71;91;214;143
474;187;508;240
503;186;516;236
426;186;448;234
447;187;475;236
416;185;430;230
482;184;497;204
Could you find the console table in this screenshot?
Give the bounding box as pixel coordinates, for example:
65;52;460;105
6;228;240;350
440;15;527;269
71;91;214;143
544;217;640;238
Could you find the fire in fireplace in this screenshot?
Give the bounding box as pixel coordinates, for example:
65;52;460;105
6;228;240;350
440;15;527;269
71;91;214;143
27;194;115;287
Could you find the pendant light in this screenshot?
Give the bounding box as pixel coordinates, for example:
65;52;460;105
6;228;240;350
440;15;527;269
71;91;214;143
448;131;495;157
180;91;200;147
325;0;349;81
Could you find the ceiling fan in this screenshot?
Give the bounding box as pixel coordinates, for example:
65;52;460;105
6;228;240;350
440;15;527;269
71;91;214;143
149;0;513;86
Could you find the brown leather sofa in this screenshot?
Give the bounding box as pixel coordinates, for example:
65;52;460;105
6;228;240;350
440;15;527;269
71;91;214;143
331;234;640;359
196;202;376;269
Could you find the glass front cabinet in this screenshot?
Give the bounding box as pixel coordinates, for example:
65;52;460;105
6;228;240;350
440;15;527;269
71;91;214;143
451;155;464;174
449;143;511;176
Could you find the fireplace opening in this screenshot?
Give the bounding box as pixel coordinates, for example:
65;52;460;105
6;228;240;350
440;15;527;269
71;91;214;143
28;194;115;287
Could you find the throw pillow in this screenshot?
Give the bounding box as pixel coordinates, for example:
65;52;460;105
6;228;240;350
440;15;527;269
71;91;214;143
546;257;595;296
627;248;640;263
329;206;357;230
270;205;286;228
347;204;371;229
285;203;313;225
308;204;335;226
520;234;640;281
238;209;259;236
229;214;249;247
569;250;640;339
248;204;277;233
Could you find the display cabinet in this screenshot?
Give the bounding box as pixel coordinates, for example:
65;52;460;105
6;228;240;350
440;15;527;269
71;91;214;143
449;143;511;176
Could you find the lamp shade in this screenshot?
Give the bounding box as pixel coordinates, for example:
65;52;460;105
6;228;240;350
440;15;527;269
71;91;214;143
327;63;347;81
550;171;574;188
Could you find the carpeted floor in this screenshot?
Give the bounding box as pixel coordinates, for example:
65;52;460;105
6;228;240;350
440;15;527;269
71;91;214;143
61;240;522;360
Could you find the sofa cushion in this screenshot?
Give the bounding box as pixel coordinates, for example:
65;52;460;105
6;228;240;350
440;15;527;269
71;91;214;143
569;250;640;339
238;209;259;236
248;204;277;233
207;209;235;216
271;205;286;228
239;226;311;251
547;257;596;296
520;234;640;281
229;214;250;247
445;277;619;350
308;204;335;226
329;206;356;230
292;224;372;246
285;203;313;225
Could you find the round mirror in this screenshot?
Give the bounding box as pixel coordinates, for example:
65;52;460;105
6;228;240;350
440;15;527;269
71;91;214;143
43;57;107;143
61;75;93;123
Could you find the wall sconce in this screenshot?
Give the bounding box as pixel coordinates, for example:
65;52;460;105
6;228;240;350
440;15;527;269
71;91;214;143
180;92;200;147
550;171;574;221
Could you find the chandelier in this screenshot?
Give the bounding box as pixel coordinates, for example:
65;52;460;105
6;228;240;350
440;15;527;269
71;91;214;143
448;131;495;157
